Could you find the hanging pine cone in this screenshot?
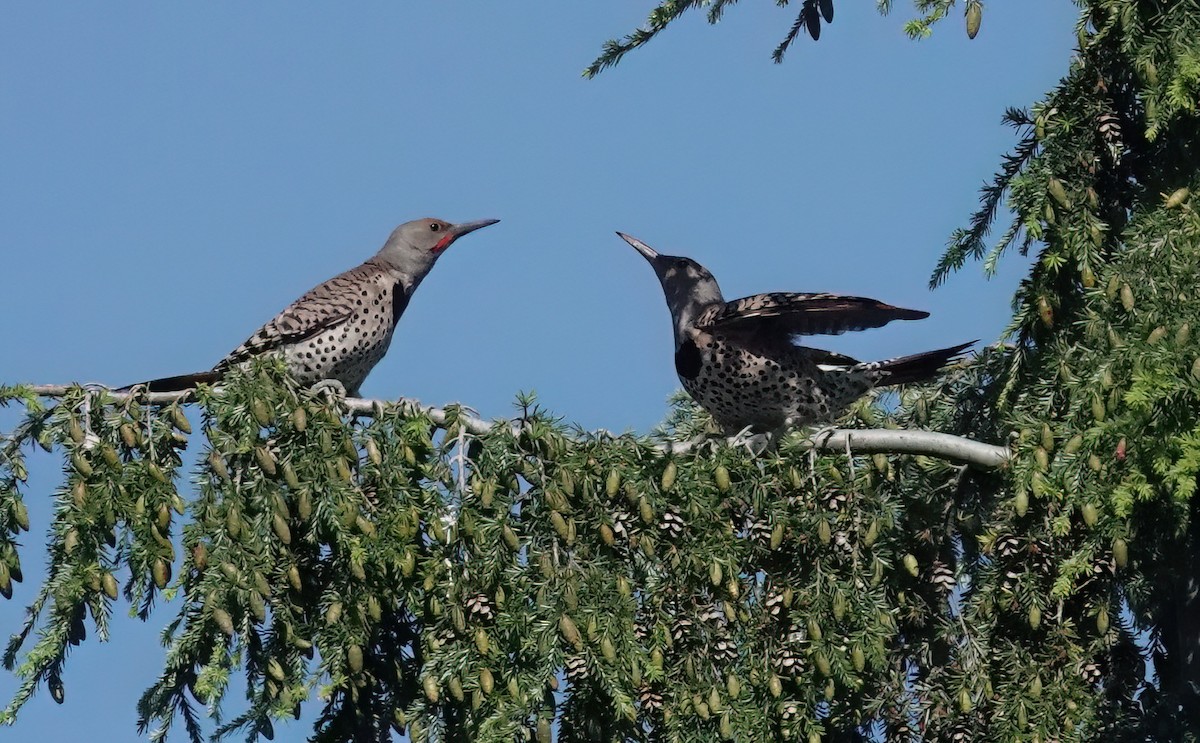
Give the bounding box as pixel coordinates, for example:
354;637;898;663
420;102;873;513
1097;111;1121;142
773;643;805;677
995;535;1020;558
749;519;774;545
949;723;974;743
1001;569;1022;592
930;561;956;593
779;701;800;721
659;509;685;539
823;489;849;511
671;616;695;644
1030;541;1054;576
1097;110;1123;163
638;685;664;714
764;591;786;619
710;636;738;663
698;604;726;627
633;619;651;642
565;655;589;683
466;593;495;622
1079;659;1104;685
611;508;635;540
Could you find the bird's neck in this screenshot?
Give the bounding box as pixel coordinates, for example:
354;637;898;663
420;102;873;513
671;296;722;347
663;276;724;343
366;257;423;295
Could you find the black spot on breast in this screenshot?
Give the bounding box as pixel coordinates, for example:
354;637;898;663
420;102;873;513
391;283;410;325
674;338;703;381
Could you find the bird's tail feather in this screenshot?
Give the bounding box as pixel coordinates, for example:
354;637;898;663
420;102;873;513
864;341;976;386
116;370;222;393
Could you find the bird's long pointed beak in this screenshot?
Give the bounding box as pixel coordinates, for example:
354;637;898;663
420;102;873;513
452;218;501;238
434;218;500;253
616;231;659;262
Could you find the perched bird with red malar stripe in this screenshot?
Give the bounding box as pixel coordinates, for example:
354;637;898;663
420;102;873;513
122;217;499;396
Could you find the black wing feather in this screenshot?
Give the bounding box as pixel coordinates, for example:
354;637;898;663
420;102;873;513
697;292;928;338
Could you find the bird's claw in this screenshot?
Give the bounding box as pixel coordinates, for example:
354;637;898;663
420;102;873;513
805;425;841;449
727;426;775;457
73;386;105;451
680;431;719;455
310;379;349;403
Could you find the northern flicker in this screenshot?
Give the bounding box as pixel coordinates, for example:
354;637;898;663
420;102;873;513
617;232;972;434
124;217;499;395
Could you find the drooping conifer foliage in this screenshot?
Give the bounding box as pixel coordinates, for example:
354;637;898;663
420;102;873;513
4;0;1200;741
584;0;985;78
594;2;1200;737
1;361;1006;743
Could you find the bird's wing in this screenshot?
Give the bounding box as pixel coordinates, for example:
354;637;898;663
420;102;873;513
696;292;929;338
794;346;862;369
216;264;372;369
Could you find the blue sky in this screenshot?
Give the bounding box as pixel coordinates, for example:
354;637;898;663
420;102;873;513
1;2;1079;740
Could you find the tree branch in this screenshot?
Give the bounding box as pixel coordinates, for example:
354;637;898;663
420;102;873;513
796;427;1010;467
21;385;1011;469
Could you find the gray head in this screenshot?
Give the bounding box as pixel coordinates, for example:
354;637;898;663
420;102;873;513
375;217;500;281
616;232;725;342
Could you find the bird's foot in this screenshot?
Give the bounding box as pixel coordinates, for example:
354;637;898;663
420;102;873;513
310;379;349;403
804;424;841;450
76;385;105;451
727;426;776;457
674;430;718;455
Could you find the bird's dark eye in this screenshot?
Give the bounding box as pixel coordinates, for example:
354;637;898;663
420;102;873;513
676;259;689;269
430;223;441;232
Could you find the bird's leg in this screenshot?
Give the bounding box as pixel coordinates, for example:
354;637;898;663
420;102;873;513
78;387;102;451
804;424;841;455
751;431;777;456
681;431;718;455
695;417;728;450
727;425;774;457
844;432;856;493
310;379;349;403
674;422;723;454
726;424;754;451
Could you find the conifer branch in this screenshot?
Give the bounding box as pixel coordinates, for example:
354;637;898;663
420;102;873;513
929;108;1039;288
794;427;1010;467
22;384;1012;468
773;9;811;64
583;0;707;78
